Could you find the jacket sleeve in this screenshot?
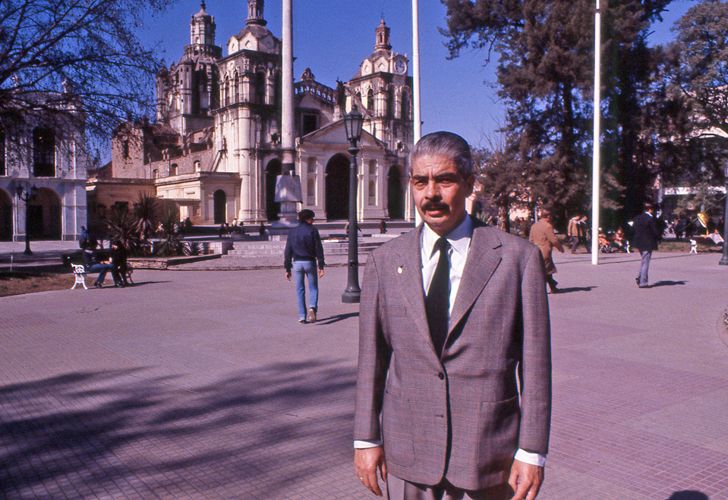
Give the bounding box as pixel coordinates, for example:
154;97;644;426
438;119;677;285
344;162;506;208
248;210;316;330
517;245;552;455
353;252;391;442
283;232;293;272
314;228;325;269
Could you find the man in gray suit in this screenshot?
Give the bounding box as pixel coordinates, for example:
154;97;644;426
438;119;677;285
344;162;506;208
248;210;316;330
354;132;551;499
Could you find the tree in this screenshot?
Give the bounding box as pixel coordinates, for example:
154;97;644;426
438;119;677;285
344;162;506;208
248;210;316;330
0;0;171;150
671;0;728;139
441;0;671;227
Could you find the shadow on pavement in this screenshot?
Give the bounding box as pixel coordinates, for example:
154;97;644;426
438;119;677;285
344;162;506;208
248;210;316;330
559;253;696;265
649;280;687;288
554;286;597;294
116;280;172;287
0;361;358;498
316;312;359;325
668;491;709;500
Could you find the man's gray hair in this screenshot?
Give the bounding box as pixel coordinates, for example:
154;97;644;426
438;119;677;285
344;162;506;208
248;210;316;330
410;131;474;178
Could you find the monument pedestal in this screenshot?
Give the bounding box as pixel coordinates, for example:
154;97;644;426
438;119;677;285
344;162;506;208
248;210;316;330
271;173;302;230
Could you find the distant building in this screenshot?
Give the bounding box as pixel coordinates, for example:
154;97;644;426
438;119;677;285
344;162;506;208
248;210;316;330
0;91;88;241
88;1;414;226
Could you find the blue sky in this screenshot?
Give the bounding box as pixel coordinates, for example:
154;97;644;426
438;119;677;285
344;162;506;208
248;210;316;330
140;0;696;148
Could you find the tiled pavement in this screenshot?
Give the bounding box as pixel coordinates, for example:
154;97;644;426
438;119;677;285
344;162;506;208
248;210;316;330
1;250;727;499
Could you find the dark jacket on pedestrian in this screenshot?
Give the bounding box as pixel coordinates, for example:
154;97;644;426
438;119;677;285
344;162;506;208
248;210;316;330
632;212;661;251
284;222;325;272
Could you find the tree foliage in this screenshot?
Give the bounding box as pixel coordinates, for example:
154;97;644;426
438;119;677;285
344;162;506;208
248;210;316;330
671;0;728;138
441;0;671;227
0;0;171;150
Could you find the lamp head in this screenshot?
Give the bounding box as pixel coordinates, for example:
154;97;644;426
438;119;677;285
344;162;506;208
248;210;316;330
344;105;364;144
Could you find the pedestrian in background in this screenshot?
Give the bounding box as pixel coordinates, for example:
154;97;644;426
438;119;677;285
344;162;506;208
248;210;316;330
82;239;118;288
110;240;129;287
567;214;580;253
284;209;325;323
578;215;591;253
632;202;661;288
530;209;564;293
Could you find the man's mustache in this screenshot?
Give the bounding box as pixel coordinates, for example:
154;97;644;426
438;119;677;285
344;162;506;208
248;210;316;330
422;202;449;212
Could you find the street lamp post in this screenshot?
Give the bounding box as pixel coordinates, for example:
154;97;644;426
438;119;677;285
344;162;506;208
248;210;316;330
720;162;728;266
16;184;38;256
342;106;364;303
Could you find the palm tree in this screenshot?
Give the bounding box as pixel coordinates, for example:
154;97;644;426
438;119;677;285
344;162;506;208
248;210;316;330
154;207;189;257
133;193;158;242
105;206;143;256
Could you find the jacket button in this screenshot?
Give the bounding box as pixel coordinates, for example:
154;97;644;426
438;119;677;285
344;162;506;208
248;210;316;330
438;372;445;380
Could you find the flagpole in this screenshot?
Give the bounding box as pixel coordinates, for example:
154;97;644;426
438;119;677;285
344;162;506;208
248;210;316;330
591;0;601;264
412;0;422;225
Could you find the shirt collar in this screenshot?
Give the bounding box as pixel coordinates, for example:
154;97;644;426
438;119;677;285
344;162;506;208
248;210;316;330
422;214;473;259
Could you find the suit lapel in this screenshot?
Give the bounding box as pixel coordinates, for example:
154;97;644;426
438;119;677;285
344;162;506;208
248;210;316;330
447;226;502;337
396;225;437;353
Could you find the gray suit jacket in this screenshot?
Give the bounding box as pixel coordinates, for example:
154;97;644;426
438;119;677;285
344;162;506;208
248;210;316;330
354;223;552;490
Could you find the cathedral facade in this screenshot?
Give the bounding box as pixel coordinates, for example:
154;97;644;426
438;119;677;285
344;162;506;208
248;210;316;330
88;0;413;226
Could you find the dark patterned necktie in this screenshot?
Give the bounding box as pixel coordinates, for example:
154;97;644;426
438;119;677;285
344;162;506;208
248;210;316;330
426;237;450;356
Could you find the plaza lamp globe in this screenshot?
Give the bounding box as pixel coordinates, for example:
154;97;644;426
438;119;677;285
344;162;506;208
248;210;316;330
342;106;364;303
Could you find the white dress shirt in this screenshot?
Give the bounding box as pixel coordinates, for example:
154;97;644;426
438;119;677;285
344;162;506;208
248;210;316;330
355;215;546;468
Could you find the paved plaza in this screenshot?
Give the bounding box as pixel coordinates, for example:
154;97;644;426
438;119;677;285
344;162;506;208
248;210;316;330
1;250;727;499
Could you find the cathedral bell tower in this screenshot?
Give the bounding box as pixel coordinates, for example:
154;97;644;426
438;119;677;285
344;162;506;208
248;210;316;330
190;2;216;47
247;0;266;26
374;18;391;51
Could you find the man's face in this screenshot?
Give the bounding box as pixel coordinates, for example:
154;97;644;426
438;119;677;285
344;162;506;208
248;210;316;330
411;154;474;236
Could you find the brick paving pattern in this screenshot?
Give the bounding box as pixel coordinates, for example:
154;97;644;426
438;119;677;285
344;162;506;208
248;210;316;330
1;251;727;498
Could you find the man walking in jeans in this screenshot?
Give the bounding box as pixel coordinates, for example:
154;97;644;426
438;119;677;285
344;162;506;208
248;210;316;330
632;202;661;288
284;209;325;323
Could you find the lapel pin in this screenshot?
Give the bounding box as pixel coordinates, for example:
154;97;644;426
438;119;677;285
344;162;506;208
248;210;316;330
397;265;403;274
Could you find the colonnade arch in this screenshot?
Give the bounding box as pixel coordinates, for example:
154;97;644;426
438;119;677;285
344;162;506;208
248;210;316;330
387;165;405;219
265;159;282;221
0;189;12;241
325;153;349;220
28;188;61;239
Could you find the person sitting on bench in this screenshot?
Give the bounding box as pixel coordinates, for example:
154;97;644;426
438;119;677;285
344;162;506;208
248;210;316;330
110;240;130;287
82;239;119;288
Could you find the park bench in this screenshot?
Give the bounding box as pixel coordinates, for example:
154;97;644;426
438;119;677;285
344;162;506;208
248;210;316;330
71;264;88;290
69;262;133;289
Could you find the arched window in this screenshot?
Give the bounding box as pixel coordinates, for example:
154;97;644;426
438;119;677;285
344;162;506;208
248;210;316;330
255;72;266;105
401;91;410;121
367;88;374;112
33;127;55;177
233;72;239;103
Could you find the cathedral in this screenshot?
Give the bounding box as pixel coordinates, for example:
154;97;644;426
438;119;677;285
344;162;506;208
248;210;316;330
88;0;414;226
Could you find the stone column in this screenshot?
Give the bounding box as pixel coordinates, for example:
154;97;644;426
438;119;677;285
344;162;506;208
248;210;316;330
274;0;302;227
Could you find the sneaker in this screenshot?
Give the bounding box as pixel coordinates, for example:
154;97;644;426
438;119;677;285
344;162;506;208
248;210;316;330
306;308;317;323
298;318;306;324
